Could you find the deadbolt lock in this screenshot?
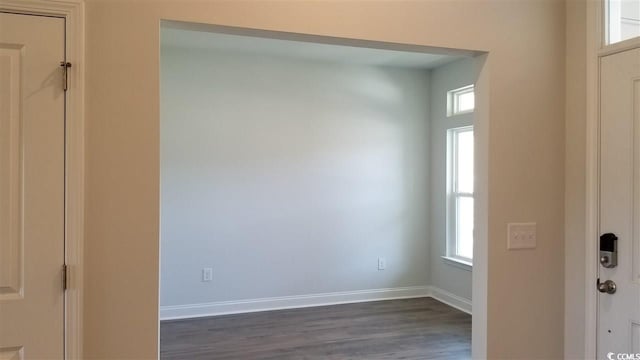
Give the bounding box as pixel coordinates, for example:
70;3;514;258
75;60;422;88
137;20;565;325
599;233;618;268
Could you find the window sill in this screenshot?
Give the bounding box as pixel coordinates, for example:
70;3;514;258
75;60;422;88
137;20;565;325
441;256;473;271
446;109;474;118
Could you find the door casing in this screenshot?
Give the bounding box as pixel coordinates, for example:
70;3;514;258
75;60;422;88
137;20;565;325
0;1;85;359
585;1;640;358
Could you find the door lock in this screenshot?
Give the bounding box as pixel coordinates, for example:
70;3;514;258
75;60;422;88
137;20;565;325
600;233;618;268
598;279;617;294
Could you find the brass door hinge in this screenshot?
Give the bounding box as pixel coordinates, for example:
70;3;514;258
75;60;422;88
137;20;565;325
62;264;69;291
60;61;72;91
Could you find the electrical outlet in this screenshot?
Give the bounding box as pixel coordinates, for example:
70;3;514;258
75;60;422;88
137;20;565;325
202;267;213;282
507;222;537;250
378;257;386;270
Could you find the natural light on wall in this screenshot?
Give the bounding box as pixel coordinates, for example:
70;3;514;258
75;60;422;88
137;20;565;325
607;0;640;45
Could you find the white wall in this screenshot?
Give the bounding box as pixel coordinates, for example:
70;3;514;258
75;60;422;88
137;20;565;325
160;46;432;307
428;58;474;302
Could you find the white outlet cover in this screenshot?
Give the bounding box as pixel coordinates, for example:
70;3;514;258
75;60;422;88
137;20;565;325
378;257;386;270
202;267;213;282
507;222;537;250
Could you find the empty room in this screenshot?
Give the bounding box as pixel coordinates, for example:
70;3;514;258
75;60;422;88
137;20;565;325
159;22;478;359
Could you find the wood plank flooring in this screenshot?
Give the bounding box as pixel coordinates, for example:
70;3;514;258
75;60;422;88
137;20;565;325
160;297;471;360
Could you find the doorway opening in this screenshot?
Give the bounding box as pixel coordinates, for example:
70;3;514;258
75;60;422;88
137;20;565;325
158;20;488;359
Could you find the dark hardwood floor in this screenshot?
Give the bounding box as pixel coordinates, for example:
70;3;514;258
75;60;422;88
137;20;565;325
160;297;471;360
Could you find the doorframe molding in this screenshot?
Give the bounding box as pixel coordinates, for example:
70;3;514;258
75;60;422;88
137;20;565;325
0;1;85;359
585;1;640;358
584;2;602;358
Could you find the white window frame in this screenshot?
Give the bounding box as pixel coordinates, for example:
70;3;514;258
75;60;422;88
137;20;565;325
444;126;474;269
447;84;475;117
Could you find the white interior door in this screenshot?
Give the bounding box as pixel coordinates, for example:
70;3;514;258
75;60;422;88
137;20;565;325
598;47;640;358
0;12;66;359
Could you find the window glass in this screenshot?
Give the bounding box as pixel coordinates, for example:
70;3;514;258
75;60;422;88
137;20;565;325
456;130;474;194
456;91;475;114
447;126;474;263
456;197;474;259
447;85;475;117
607;0;640;45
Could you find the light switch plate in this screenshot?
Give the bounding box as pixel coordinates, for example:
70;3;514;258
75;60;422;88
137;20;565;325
507;222;537;250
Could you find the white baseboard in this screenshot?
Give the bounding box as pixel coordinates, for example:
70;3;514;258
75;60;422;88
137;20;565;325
160;286;431;320
428;286;472;314
160;285;471;320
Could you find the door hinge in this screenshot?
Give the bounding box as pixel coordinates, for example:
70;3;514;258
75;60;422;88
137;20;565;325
62;264;69;291
60;61;72;92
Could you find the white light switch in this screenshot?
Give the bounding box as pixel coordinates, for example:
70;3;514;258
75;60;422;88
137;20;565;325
507;222;537;250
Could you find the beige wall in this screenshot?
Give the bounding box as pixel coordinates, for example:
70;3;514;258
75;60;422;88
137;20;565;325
84;1;566;358
564;0;597;359
564;0;588;358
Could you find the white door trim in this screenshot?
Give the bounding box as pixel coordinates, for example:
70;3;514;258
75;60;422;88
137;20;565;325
585;1;640;358
0;1;85;359
584;2;603;358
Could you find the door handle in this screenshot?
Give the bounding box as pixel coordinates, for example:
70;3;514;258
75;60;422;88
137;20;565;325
598;279;617;294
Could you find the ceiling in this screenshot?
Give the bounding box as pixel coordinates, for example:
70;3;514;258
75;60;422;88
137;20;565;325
161;25;465;70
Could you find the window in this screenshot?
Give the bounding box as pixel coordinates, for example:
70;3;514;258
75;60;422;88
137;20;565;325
446;126;474;265
447;85;475;117
606;0;640;45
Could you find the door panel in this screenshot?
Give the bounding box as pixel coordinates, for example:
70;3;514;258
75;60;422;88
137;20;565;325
633;322;640;353
635;79;640;288
0;347;23;360
0;45;22;298
598;47;640;357
0;13;65;359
